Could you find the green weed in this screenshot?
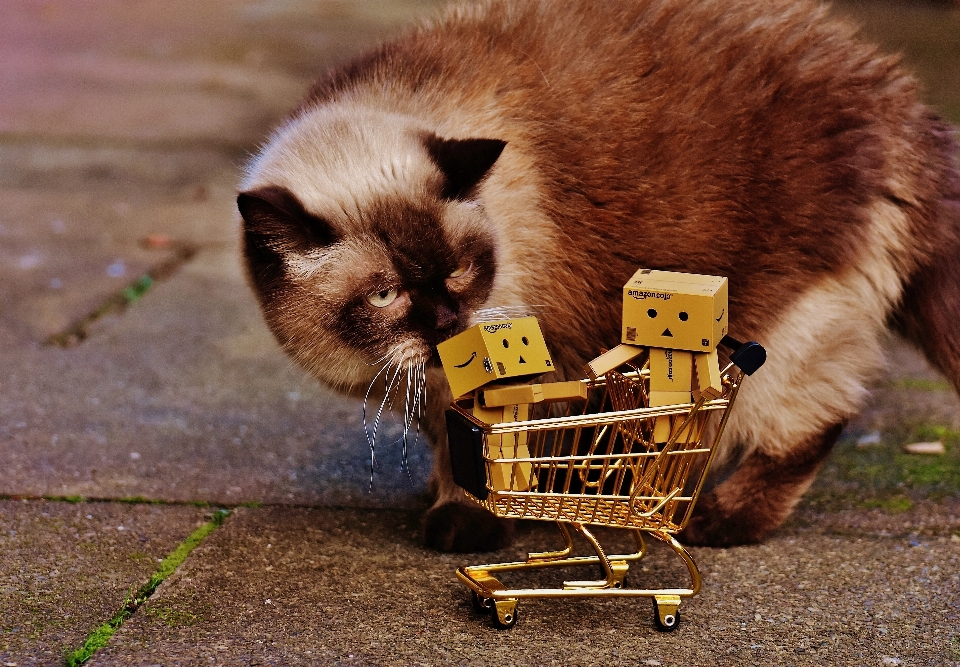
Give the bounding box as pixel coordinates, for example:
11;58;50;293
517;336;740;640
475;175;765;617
860;496;913;513
44;495;86;503
115;496;164;505
64;509;229;666
809;423;960;509
886;378;954;392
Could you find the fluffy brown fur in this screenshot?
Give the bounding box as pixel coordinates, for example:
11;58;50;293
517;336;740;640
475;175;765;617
238;0;960;551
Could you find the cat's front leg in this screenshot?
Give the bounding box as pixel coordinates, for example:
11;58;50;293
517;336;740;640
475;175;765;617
679;422;844;547
418;372;515;552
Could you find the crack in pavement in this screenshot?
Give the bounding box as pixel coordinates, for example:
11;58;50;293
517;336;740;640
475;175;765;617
44;238;199;348
63;509;230;666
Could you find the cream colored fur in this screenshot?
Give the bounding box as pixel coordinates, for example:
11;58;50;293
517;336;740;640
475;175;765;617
719;198;917;465
242;105;561;380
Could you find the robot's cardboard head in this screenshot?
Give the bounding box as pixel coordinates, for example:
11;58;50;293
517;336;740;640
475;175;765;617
622;269;728;352
437;317;554;398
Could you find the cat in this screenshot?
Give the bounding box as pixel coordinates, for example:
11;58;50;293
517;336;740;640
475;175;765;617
237;0;960;551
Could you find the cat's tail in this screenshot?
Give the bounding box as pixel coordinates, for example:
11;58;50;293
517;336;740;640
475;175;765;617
893;116;960;393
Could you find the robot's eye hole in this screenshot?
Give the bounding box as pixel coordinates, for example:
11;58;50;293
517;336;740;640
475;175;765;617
502;339;509;348
679;312;689;321
521;336;529;345
647;309;657;318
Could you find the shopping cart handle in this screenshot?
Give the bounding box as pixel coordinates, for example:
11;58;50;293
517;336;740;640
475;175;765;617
719;336;766;375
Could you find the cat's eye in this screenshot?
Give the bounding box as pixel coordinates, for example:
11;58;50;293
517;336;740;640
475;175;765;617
367;288;399;308
449;262;473;279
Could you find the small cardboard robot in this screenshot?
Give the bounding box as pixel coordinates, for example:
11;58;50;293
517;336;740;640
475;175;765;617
438;317;588;491
585;269;729;443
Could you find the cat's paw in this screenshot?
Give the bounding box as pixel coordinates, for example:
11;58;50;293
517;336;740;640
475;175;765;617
677;495;766;547
421;501;514;552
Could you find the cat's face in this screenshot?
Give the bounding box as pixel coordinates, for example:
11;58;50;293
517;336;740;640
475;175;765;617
238;110;507;392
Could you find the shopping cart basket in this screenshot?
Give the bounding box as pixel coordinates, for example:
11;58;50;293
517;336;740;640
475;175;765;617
447;340;764;630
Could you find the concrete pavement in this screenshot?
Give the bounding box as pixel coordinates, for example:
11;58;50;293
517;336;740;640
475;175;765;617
88;504;960;666
2;0;960;665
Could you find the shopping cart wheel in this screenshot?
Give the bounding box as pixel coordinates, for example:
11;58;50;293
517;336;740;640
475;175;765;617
490;599;519;629
652;597;681;632
471;590;494;613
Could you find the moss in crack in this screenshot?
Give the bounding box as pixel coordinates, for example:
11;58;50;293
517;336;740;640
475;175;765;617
64;509;229;666
885;378;954;392
46;241;198;348
860;496;914;513
805;423;960;510
4;494;214;508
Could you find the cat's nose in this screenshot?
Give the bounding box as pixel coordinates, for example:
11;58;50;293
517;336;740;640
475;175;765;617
434;303;458;331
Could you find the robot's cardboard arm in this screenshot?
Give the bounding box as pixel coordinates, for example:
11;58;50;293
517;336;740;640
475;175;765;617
584;344;646;380
479;380;589;408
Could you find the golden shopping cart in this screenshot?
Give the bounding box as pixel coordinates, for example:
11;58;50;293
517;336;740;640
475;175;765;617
446;338;765;630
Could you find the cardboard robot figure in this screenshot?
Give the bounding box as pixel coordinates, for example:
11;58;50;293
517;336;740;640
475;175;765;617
586;269;729;443
438;317;587;491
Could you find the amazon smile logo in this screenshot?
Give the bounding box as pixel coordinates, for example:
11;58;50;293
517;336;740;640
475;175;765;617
454;352;477;368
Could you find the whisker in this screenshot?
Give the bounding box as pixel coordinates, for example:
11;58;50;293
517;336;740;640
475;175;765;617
413;361;426;461
367;361;405;489
362;359;392;448
392;358;426;478
364;350;394;367
410;361;426;474
384;362;403;411
361;345;428;488
399;364;413;474
366;363;395;472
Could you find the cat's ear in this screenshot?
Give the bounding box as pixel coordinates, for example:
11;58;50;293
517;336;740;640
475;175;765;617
423;134;507;200
237;186;337;250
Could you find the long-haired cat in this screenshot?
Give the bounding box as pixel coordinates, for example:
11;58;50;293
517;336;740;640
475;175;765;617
237;0;960;551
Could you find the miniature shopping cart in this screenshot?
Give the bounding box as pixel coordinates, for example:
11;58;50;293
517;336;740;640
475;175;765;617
446;340;765;630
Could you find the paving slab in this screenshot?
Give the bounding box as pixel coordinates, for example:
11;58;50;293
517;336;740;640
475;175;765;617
0;0;444;148
1;173;432;504
0;499;212;666
0;242;432;506
90;504;960;666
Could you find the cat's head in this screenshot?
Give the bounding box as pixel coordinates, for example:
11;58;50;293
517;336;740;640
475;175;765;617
238;109;507;392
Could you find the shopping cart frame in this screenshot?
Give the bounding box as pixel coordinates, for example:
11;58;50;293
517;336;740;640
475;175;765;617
450;360;748;630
